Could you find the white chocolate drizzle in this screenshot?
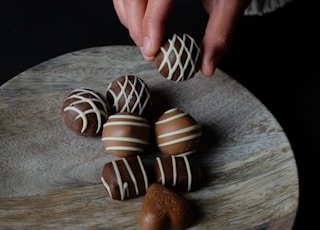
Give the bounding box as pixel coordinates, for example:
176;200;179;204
156;155;193;191
108;114;148;121
64;88;108;134
104;146;145;152
156;157;166;186
158;125;201;138
103;121;150;128
101;156;149;200
101;176;112;198
155;112;188;125
172;156;177;186
103;114;150;128
107;75;151;115
137;155;149;192
158;132;202;147
102;114;150;152
122;158;139;195
156;108;202;147
183;155;192;191
102;136;148;145
157;34;201;81
112;160;127;200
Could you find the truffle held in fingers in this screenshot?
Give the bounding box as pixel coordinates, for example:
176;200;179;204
155;34;201;81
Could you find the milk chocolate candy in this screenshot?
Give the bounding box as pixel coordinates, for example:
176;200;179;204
155;33;201;81
106;75;152;117
140;183;192;230
61;88;109;136
102;112;151;158
101;155;150;200
155;108;202;155
154;153;201;192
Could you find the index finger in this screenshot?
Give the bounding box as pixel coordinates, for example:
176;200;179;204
124;0;148;47
201;0;250;76
142;0;176;60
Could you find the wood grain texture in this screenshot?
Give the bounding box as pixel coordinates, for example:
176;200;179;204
0;46;298;229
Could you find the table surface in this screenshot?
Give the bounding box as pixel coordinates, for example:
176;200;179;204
0;46;299;229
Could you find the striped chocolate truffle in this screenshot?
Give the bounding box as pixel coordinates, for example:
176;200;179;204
155;34;201;81
154;153;201;192
101;155;150;200
61;88;109;137
106;75;152;117
102;112;151;157
154;108;202;155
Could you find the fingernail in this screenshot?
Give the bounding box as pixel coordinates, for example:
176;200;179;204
143;36;151;54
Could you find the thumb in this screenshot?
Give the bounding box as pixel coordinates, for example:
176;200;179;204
201;0;250;76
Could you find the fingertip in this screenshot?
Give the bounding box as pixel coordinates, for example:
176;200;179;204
142;36;154;57
143;32;160;56
200;45;216;77
139;44;155;62
143;54;155;62
201;59;215;77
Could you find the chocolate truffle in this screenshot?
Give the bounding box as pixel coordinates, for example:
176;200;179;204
61;88;109;137
106;75;152;117
155;108;202;155
140;183;192;230
101;155;150;200
154;153;201;192
102;112;151;157
155;33;201;81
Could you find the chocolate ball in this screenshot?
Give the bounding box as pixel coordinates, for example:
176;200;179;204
101;155;150;200
154;108;202;155
155;33;201;81
140;183;192;230
106;75;152;117
61;88;109;137
102;112;151;157
154;153;201;192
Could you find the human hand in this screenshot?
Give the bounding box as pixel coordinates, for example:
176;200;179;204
113;0;251;77
113;0;175;61
200;0;251;76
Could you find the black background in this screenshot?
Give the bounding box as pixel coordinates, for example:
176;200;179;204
1;0;319;229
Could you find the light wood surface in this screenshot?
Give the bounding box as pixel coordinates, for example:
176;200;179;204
0;46;299;229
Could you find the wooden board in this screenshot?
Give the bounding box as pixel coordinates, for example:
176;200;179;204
0;46;299;229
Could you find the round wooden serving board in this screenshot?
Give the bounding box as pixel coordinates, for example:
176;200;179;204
0;46;298;229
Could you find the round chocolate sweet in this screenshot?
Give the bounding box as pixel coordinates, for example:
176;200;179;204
102;112;151;157
155;33;201;81
61;88;109;137
106;75;152;117
154;108;202;155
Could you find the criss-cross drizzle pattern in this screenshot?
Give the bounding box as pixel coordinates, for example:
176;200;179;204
157;34;201;81
106;75;151;116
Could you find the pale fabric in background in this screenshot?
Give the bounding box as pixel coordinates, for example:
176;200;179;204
245;0;293;15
